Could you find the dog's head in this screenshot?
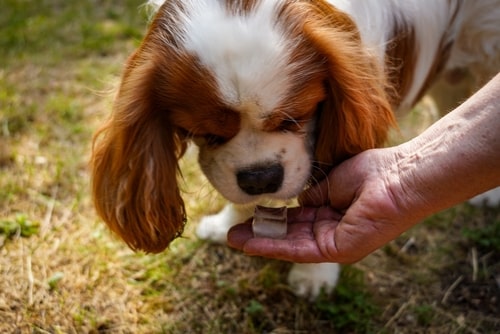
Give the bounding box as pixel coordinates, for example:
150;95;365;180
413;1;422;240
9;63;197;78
91;0;395;253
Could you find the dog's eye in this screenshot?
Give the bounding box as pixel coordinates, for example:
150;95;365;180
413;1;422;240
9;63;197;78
204;134;227;146
278;119;300;132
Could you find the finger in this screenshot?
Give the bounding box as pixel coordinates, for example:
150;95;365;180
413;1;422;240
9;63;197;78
227;221;253;250
227;210;315;251
298;178;330;206
228;207;341;251
314;205;343;221
286;206;319;223
327;163;360;209
227;221;305;261
307;160;363;209
241;237;327;263
299;165;358;209
228;207;344;263
242;208;343;263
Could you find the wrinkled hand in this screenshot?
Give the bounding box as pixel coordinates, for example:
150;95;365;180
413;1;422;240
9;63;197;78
228;148;415;263
228;206;344;263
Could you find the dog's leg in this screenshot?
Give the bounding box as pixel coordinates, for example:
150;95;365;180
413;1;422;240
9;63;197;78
196;203;254;244
288;262;341;300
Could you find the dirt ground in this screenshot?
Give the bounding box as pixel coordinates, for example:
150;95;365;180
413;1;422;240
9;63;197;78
1;1;499;333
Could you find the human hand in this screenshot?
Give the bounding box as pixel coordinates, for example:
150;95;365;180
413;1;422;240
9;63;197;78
228;148;421;263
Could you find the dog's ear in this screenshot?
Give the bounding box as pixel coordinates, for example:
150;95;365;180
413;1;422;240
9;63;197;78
91;44;187;253
314;65;396;173
299;4;397;178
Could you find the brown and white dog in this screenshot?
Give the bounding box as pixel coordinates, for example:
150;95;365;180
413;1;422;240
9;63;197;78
91;0;500;298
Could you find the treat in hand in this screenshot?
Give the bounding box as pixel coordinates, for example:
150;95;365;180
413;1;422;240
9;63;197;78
252;205;287;239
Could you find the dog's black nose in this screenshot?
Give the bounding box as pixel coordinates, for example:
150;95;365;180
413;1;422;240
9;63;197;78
236;164;284;195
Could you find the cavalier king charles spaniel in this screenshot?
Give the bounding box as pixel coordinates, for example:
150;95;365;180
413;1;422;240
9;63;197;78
91;0;500;298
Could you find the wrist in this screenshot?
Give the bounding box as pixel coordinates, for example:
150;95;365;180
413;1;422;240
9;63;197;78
389;113;500;223
383;143;436;228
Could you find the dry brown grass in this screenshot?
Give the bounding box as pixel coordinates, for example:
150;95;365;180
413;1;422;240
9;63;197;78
1;1;499;333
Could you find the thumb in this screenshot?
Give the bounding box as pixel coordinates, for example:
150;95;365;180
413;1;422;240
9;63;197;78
299;177;330;206
300;160;361;209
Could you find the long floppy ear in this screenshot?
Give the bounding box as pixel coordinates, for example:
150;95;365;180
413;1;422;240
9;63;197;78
299;3;397;178
91;44;187;253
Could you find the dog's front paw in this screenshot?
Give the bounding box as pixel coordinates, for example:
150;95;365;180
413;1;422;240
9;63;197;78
196;203;253;244
196;213;232;244
288;263;341;300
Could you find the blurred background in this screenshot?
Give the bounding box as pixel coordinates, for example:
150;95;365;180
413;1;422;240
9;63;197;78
1;1;498;333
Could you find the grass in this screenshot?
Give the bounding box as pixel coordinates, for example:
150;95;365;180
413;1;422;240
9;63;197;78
1;1;499;333
462;210;500;252
0;213;39;240
315;267;379;332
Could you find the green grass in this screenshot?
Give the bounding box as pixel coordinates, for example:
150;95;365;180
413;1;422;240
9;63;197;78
0;213;39;239
462;208;500;252
315;267;379;333
0;0;145;64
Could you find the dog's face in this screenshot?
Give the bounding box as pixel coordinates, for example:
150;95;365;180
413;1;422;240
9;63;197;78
91;0;395;253
194;80;325;205
158;0;330;204
168;60;327;204
157;18;328;204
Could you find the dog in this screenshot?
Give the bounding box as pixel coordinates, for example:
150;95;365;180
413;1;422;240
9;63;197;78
91;0;500;299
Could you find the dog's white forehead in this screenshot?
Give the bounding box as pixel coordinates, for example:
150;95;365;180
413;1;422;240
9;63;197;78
177;0;295;114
